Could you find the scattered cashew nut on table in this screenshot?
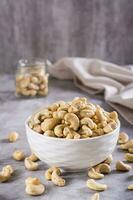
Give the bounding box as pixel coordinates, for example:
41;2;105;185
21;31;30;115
0;165;14;182
88;168;104;179
86;179;107;191
13;150;25;161
45;167;65;187
8;131;19;142
24;157;39;171
116;161;132;171
25;177;45;196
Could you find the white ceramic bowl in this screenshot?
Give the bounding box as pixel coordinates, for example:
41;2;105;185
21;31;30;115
25;117;120;171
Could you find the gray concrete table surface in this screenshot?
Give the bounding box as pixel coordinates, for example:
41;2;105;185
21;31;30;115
0;75;132;200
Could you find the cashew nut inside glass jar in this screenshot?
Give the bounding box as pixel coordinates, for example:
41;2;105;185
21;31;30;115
15;59;49;97
28;97;119;139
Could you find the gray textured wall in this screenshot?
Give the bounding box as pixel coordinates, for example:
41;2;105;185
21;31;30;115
0;0;133;73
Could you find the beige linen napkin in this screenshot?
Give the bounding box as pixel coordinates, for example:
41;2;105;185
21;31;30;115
48;58;133;125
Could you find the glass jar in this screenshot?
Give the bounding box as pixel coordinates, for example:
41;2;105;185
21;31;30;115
15;59;49;97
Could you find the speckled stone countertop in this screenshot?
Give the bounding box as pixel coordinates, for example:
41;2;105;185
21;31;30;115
0;75;132;200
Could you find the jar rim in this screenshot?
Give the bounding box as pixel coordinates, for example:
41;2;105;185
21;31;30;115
18;58;46;67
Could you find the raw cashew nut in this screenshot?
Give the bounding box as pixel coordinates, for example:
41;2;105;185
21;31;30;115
44;130;55;137
68;105;79;113
51;168;65;186
63;127;71;137
109;111;118;121
80;117;95;129
2;165;14;175
64;113;79;131
95;163;111;174
72;131;81;139
0;165;14;182
118;132;129;144
119;139;133;150
0;171;11;183
125;153;133;162
79;109;95;119
29;153;39;162
54;124;65;137
103;124;112;133
33;124;42;133
128;184;133;190
96;106;106;122
88;168;104;179
91;193;100;200
13;150;25;161
104;155;113;165
53;110;67;120
48;103;59;111
8;131;19;142
86;179;107;191
32;109;52;125
80;125;92;136
41;118;59;132
66;133;73;139
25;177;45;196
116;161;131;171
44;167;61;180
24;157;39;171
128;148;133;153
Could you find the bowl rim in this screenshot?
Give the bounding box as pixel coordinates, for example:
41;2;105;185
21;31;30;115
25;116;120;142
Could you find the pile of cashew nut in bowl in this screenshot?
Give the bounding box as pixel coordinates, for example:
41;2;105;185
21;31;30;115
25;97;120;171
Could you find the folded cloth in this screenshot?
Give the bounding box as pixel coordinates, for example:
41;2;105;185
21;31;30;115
49;58;133;125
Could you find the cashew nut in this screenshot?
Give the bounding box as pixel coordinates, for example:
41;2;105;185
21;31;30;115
118;132;129;144
109;111;118;121
44;167;61;180
53;110;67;120
48;103;59;111
13;150;25;161
72;131;81;139
71;97;87;109
24;157;39;171
96;106;106;122
91;193;100;200
8;131;19;142
33;124;42;133
80;117;95;129
86;179;107;191
41;118;59;132
68;105;79;113
103;124;112;133
2;165;14;175
54;124;65;137
95;163;111;174
116;161;132;171
128;148;133;153
64;113;79;131
94;128;104;136
25;177;45;196
88;168;104;179
51;168;65;186
104;154;113;165
125;153;133;162
79;109;95;119
119;139;133;150
63;127;71;137
80;125;92;136
128;184;133;190
44;130;55;137
0;165;14;182
29;153;39;162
